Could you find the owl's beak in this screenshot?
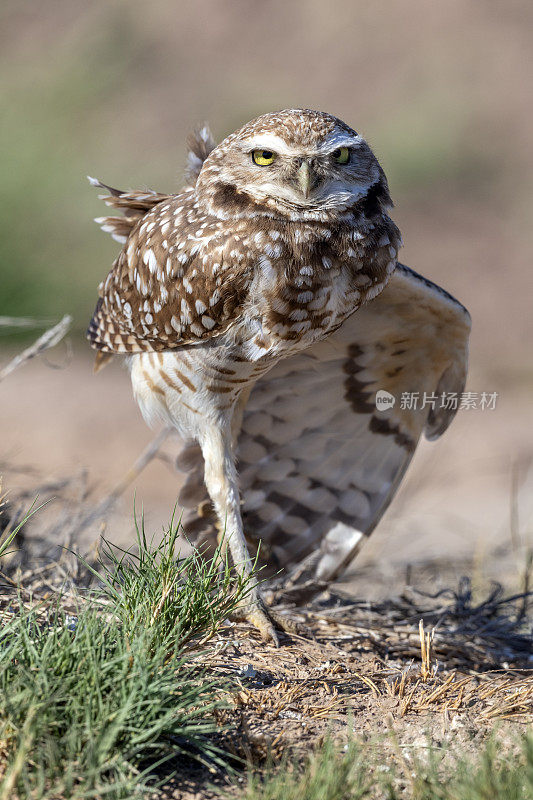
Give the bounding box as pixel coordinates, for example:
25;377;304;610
296;160;312;199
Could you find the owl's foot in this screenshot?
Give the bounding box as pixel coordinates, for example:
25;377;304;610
232;590;314;646
232;590;280;646
245;601;280;647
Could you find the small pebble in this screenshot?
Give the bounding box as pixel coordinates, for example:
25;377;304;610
238;664;257;679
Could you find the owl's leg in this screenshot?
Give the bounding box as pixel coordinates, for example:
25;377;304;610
214;386;252;564
230;386;251;448
199;421;279;647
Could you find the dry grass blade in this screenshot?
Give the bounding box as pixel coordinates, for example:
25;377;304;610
307;580;532;671
353;672;381;698
0;314;72;382
419;618;435;681
479;676;533;720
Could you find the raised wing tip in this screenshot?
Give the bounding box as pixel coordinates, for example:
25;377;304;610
198;125;213;143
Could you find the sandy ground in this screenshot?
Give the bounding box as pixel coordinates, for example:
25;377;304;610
2;350;532;597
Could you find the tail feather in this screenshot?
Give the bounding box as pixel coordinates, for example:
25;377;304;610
88;176;172;240
87;176;125;197
93;351;114;373
93;216;131;244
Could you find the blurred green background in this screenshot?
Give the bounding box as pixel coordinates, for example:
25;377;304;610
1;0;532;575
1;0;532;377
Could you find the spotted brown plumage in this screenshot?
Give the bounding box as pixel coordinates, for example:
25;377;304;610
88;109;470;644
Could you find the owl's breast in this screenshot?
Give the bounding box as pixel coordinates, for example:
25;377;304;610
242;215;398;354
244;261;378;360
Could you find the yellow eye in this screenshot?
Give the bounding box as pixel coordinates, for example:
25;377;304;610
333;147;350;164
252;149;276;166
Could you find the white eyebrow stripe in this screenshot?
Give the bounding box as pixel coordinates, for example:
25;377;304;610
241;131;363;157
320;133;363;152
241;133;297;155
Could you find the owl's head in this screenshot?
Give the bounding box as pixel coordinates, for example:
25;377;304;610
196;109;391;219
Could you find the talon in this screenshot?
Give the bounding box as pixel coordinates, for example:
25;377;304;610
247;605;280;647
232;588;281;645
232;589;313;645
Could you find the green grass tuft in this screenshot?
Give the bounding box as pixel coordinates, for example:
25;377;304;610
92;506;253;649
0;606;221;798
0;514;253;799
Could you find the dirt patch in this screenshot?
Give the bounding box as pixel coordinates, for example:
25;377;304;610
170;586;532;798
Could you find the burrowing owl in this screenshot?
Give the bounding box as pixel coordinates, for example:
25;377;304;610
88;109;470;644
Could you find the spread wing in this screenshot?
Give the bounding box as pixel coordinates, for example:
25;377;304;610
179;264;470;584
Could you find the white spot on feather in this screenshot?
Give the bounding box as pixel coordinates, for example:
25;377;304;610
180;299;192;323
144;249;158;274
297;291;313;303
289;309;309;321
201;315;216;330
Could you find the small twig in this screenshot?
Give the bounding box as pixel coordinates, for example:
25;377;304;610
517;549;532;622
0;315;72;382
0;316;56;328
